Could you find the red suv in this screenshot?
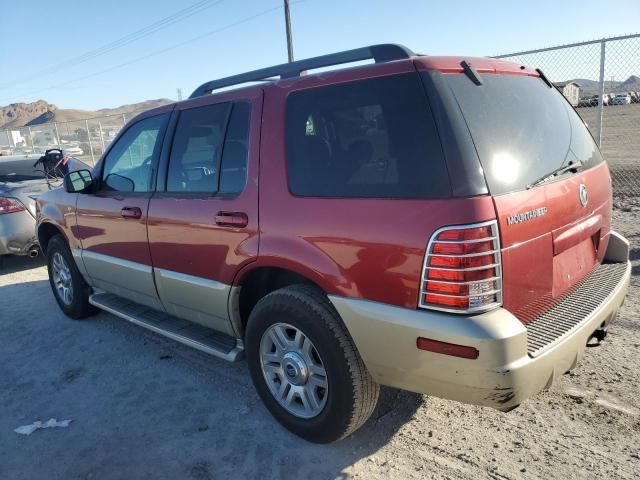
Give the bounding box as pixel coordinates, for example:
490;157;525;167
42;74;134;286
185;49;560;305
36;44;631;443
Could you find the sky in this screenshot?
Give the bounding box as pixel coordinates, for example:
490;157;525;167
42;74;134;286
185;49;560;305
0;0;639;110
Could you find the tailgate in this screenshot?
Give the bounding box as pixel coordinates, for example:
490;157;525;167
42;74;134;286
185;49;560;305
494;162;612;323
439;69;613;324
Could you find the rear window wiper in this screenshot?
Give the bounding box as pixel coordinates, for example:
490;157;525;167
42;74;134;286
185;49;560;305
526;160;584;189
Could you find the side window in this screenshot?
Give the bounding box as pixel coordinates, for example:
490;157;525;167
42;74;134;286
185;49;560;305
166;103;230;193
219;102;250;194
286;73;450;198
101;114;167;193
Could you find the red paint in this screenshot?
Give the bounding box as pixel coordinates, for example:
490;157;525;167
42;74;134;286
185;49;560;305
36;52;613;324
145;88;262;285
414;56;539;76
76;194;154;265
36;187;82;250
493;162;612;323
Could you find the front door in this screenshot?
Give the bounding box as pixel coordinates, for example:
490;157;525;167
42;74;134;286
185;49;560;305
147;90;261;335
76;111;171;310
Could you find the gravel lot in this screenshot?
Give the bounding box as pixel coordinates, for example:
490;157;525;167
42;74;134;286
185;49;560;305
0;208;638;480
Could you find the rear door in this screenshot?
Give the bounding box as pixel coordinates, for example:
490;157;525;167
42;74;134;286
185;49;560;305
76;112;170;310
443;72;611;323
146;90;261;336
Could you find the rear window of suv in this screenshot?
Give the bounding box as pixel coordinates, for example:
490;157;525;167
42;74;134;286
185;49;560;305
286;73;451;198
444;74;603;196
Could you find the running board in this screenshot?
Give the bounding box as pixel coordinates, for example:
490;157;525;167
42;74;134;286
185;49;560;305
89;292;244;362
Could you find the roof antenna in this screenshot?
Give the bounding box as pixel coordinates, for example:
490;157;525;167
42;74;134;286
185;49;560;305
460;60;483;86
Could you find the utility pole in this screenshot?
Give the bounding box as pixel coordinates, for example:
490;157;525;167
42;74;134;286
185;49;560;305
283;0;294;62
176;88;183;101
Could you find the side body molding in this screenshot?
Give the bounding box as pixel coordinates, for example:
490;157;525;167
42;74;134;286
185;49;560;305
80;250;163;311
153;268;235;336
73;250;238;336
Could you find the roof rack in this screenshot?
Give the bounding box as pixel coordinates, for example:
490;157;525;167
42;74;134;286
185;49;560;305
189;43;415;99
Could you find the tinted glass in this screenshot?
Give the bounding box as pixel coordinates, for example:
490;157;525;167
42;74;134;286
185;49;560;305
445;74;603;195
102;114;167;192
0;160;41;182
286;73;450;198
219;102;250;194
167;103;230;193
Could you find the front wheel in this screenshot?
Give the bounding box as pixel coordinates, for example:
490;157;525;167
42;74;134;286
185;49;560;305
46;235;96;319
246;285;379;443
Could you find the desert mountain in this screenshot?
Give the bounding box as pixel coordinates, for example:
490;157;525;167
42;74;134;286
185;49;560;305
0;98;172;130
566;75;640;95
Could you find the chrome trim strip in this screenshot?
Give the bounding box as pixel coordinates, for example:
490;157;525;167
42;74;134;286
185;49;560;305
82;250;153;274
432;237;496;244
424;276;501;286
424;289;502;299
427;249;499;258
89;294;244;362
419;220;503;314
425;263;500;272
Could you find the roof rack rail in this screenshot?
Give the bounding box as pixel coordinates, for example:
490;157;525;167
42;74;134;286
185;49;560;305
189;43;415;99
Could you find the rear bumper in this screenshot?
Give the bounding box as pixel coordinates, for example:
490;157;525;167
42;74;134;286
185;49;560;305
329;233;631;410
0;210;38;256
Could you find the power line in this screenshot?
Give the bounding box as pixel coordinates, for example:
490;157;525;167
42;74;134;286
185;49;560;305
1;2;307;104
0;0;227;89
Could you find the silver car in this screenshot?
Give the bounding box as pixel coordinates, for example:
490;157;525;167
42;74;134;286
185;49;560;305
610;93;631;105
0;152;89;259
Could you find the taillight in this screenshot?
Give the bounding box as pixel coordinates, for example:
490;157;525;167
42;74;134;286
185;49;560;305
0;197;26;215
419;221;502;313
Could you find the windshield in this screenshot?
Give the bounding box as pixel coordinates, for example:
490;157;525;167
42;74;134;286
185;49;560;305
445;74;603;195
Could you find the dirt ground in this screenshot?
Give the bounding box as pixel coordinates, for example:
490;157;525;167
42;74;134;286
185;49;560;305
0;208;638;480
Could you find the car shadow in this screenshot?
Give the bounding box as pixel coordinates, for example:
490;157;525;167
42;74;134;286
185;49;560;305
0;278;425;480
0;253;46;275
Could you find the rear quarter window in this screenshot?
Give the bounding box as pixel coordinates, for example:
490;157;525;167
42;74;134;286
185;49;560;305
286;73;451;198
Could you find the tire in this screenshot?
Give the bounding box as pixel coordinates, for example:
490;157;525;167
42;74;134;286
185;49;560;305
46;235;96;319
246;284;379;443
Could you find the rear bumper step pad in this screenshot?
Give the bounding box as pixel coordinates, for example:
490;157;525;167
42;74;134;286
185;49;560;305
526;262;628;357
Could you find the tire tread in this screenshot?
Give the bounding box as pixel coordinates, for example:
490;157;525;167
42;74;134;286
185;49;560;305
259;284;379;441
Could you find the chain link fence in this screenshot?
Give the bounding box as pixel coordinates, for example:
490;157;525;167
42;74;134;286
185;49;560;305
0;110;144;166
496;33;640;203
1;34;638;201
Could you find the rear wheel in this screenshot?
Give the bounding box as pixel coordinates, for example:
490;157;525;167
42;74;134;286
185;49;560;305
246;285;379;443
46;235;96;319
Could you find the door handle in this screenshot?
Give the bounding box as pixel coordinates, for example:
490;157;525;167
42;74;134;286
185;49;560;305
215;211;248;228
121;206;142;219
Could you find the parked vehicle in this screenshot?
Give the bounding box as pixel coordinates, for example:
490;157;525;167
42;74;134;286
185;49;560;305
577;95;598;107
36;44;631;443
1;150;89;260
610;93;631;105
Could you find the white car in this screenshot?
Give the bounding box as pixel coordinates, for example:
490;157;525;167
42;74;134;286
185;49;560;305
610;93;631;105
63;145;84;155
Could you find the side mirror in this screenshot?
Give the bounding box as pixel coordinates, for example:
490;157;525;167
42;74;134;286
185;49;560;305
64;169;93;193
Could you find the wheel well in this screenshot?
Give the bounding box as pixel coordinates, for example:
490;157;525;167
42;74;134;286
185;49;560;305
237;267;321;332
37;223;64;254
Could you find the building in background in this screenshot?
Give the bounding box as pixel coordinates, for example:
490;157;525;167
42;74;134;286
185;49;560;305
555;81;580;106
